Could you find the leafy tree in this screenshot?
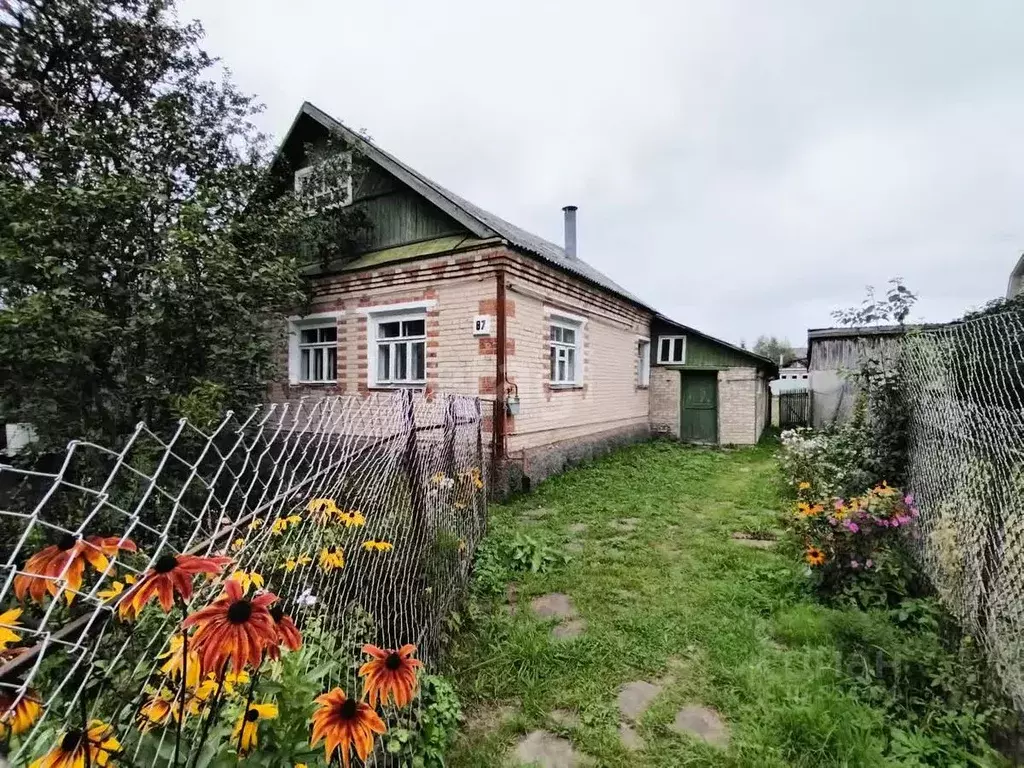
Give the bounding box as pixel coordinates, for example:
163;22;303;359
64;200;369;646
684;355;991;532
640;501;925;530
832;278;918;327
752;335;796;364
0;0;366;452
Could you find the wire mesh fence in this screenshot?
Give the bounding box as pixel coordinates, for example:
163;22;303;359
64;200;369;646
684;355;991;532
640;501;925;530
901;309;1024;710
0;390;486;766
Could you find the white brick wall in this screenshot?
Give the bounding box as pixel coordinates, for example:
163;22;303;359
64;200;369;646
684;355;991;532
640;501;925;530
649;367;680;437
718;367;759;445
504;262;651;454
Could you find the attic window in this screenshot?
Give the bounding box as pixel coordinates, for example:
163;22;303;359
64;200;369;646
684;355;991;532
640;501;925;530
658;336;686;364
294;152;353;209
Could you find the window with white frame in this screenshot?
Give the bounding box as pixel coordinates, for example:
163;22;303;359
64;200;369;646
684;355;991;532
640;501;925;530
637;339;651;386
372;312;426;386
294;322;338;383
549;317;582;385
658;335;686;364
294;152;353;209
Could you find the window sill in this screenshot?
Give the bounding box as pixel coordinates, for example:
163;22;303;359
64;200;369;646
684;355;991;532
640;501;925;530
548;383;584;391
293;380;339;386
636;385;650;390
369;384;427;391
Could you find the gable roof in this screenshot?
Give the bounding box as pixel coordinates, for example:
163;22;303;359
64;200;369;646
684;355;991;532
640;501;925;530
655;313;777;371
285;102;648;308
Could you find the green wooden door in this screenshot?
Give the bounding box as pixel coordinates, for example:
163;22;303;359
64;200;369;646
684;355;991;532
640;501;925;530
680;372;718;443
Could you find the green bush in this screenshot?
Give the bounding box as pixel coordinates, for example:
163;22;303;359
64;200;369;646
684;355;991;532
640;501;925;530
384;675;462;768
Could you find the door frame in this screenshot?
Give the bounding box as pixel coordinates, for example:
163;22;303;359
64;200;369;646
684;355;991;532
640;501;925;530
679;369;719;444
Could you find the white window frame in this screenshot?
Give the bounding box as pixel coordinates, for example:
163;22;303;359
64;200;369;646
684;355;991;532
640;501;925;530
637;338;651;386
294;151;353;210
657;335;687;365
548;315;584;386
369;310;427;388
288;311;343;385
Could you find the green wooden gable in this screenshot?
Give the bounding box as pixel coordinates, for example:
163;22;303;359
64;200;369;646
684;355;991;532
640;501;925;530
276;119;469;261
652;316;776;372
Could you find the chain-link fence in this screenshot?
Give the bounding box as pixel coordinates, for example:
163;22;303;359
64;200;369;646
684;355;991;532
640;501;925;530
902;309;1024;710
0;391;485;766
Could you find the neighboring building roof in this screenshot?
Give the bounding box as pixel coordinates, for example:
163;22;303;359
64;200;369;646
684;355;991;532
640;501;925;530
291;102;648;309
1008;253;1024;299
655;313;777;371
807;323;941;341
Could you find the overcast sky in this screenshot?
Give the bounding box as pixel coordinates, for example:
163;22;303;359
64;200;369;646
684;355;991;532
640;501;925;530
181;0;1024;348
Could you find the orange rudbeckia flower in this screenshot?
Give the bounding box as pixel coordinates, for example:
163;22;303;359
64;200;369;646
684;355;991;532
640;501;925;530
183;579;278;673
311;688;386;768
14;535;136;604
267;606;302;660
359;644;422;709
120;553;232;617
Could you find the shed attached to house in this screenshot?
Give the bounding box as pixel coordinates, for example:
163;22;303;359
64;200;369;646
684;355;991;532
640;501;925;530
649;315;777;444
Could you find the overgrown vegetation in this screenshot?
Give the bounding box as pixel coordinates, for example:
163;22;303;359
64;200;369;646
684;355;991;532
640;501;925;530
0;0;369;453
444;442;1012;766
773;277;1016;764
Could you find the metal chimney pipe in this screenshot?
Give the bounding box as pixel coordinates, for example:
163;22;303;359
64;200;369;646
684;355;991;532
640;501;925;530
562;205;578;258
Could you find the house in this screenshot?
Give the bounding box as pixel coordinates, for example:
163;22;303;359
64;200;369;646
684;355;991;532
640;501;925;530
271;102;776;492
649;316;775;443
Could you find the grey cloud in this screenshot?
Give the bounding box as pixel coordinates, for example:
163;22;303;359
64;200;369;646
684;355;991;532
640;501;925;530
182;0;1024;345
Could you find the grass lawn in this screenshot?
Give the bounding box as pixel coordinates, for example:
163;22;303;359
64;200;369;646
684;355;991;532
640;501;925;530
445;440;898;767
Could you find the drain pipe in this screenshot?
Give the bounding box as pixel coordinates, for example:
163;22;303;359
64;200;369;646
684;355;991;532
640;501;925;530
494;268;508;465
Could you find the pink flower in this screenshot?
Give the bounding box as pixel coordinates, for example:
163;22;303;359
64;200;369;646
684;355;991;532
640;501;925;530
844;521;860;533
866;559;874;568
904;494;915;505
850;560;860;569
834;500;845;510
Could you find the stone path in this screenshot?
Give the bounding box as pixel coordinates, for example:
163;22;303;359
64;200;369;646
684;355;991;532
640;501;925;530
518;519;731;760
670;705;730;748
616;680;662;721
514;730;590;767
530;593;585;640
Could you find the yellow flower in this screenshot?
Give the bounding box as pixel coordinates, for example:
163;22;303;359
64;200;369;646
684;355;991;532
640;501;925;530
138;689;176;731
280;553;313;572
796;502;823;518
32;720;120;768
307;498;339;523
362;540;393;553
249;518;264;531
158;634;201;689
0;608;22;651
295;764;309;768
430;471;447;486
805;547;826;566
231;538;245;552
271;514;304;536
336;509;366;528
96;580;126;603
797;481;811;491
319;546;345;572
233;702;278;755
228;570;265;593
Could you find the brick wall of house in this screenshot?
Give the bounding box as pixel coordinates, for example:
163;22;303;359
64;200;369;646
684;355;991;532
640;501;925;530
649;367;680;437
268;243;654;492
269;246;501;406
502;254;651;469
718;367;760;445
